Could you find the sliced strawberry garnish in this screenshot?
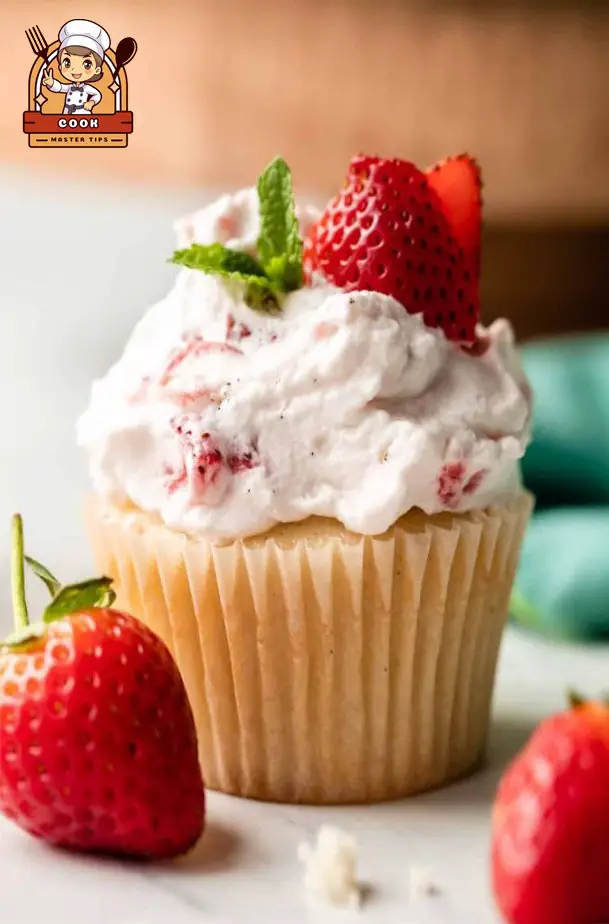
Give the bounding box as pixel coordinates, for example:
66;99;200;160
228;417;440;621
303;154;478;343
425;154;482;273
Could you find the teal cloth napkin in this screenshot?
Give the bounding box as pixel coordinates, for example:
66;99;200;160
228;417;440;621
513;335;609;640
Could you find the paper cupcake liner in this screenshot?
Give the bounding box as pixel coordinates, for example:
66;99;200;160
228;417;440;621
86;493;532;804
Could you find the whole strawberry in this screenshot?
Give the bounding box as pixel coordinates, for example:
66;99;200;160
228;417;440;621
0;515;204;859
491;695;609;924
303;153;481;342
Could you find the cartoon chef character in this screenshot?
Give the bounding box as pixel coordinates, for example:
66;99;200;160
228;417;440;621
42;19;110;114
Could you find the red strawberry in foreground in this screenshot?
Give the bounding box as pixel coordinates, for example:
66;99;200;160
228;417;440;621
491;695;609;924
303;154;480;342
0;515;204;859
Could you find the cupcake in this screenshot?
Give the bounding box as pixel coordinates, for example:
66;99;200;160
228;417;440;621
79;155;532;804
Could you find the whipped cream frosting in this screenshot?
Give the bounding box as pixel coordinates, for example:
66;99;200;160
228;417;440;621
78;189;532;541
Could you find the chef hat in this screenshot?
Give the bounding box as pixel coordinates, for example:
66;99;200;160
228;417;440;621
59;19;110;62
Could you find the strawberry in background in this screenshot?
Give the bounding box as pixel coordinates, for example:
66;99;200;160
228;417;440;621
491;694;609;924
303;153;482;343
0;515;205;859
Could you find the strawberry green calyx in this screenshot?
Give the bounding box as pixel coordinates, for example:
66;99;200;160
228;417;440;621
5;514;117;649
25;554;61;596
169;157;304;313
567;689;587;709
567;689;609;711
42;577;115;621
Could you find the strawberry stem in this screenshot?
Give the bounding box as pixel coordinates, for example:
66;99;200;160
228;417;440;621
11;514;29;630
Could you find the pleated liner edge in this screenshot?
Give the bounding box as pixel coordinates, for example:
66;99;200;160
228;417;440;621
86;492;532;804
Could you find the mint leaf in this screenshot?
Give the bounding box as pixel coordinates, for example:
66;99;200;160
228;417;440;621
170;242;267;278
25;555;61;597
43;577;116;623
170;243;280;313
242;276;281;314
257;157;303;291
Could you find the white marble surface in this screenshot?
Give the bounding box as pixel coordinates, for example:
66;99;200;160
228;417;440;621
1;164;606;924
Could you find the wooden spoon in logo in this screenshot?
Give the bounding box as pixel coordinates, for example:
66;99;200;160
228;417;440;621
110;37;137;93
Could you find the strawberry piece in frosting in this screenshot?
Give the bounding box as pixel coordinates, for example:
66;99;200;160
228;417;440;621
227;450;259;474
168;417;231;506
173;387;220;410
217;215;238;239
186;435;229;506
160;337;242;387
314;321;339;341
437;462;466;508
127;376;152;405
164;463;188;495
226;314;251;343
463;468;487;496
461;337;491;358
437;462;487;509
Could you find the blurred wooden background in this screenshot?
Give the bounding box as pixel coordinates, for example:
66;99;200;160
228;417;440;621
1;0;608;339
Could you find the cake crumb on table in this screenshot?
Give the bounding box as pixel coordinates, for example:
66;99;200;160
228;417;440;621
298;825;361;909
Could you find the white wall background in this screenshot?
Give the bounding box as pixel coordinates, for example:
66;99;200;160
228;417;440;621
0;166;214;630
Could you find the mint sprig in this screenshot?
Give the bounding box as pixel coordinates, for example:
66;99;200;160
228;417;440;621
171;242;267;279
170;243;280;313
257;156;303;290
170;157;304;314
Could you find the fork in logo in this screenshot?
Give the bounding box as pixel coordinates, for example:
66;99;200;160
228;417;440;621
25;25;51;109
25;24;49;60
